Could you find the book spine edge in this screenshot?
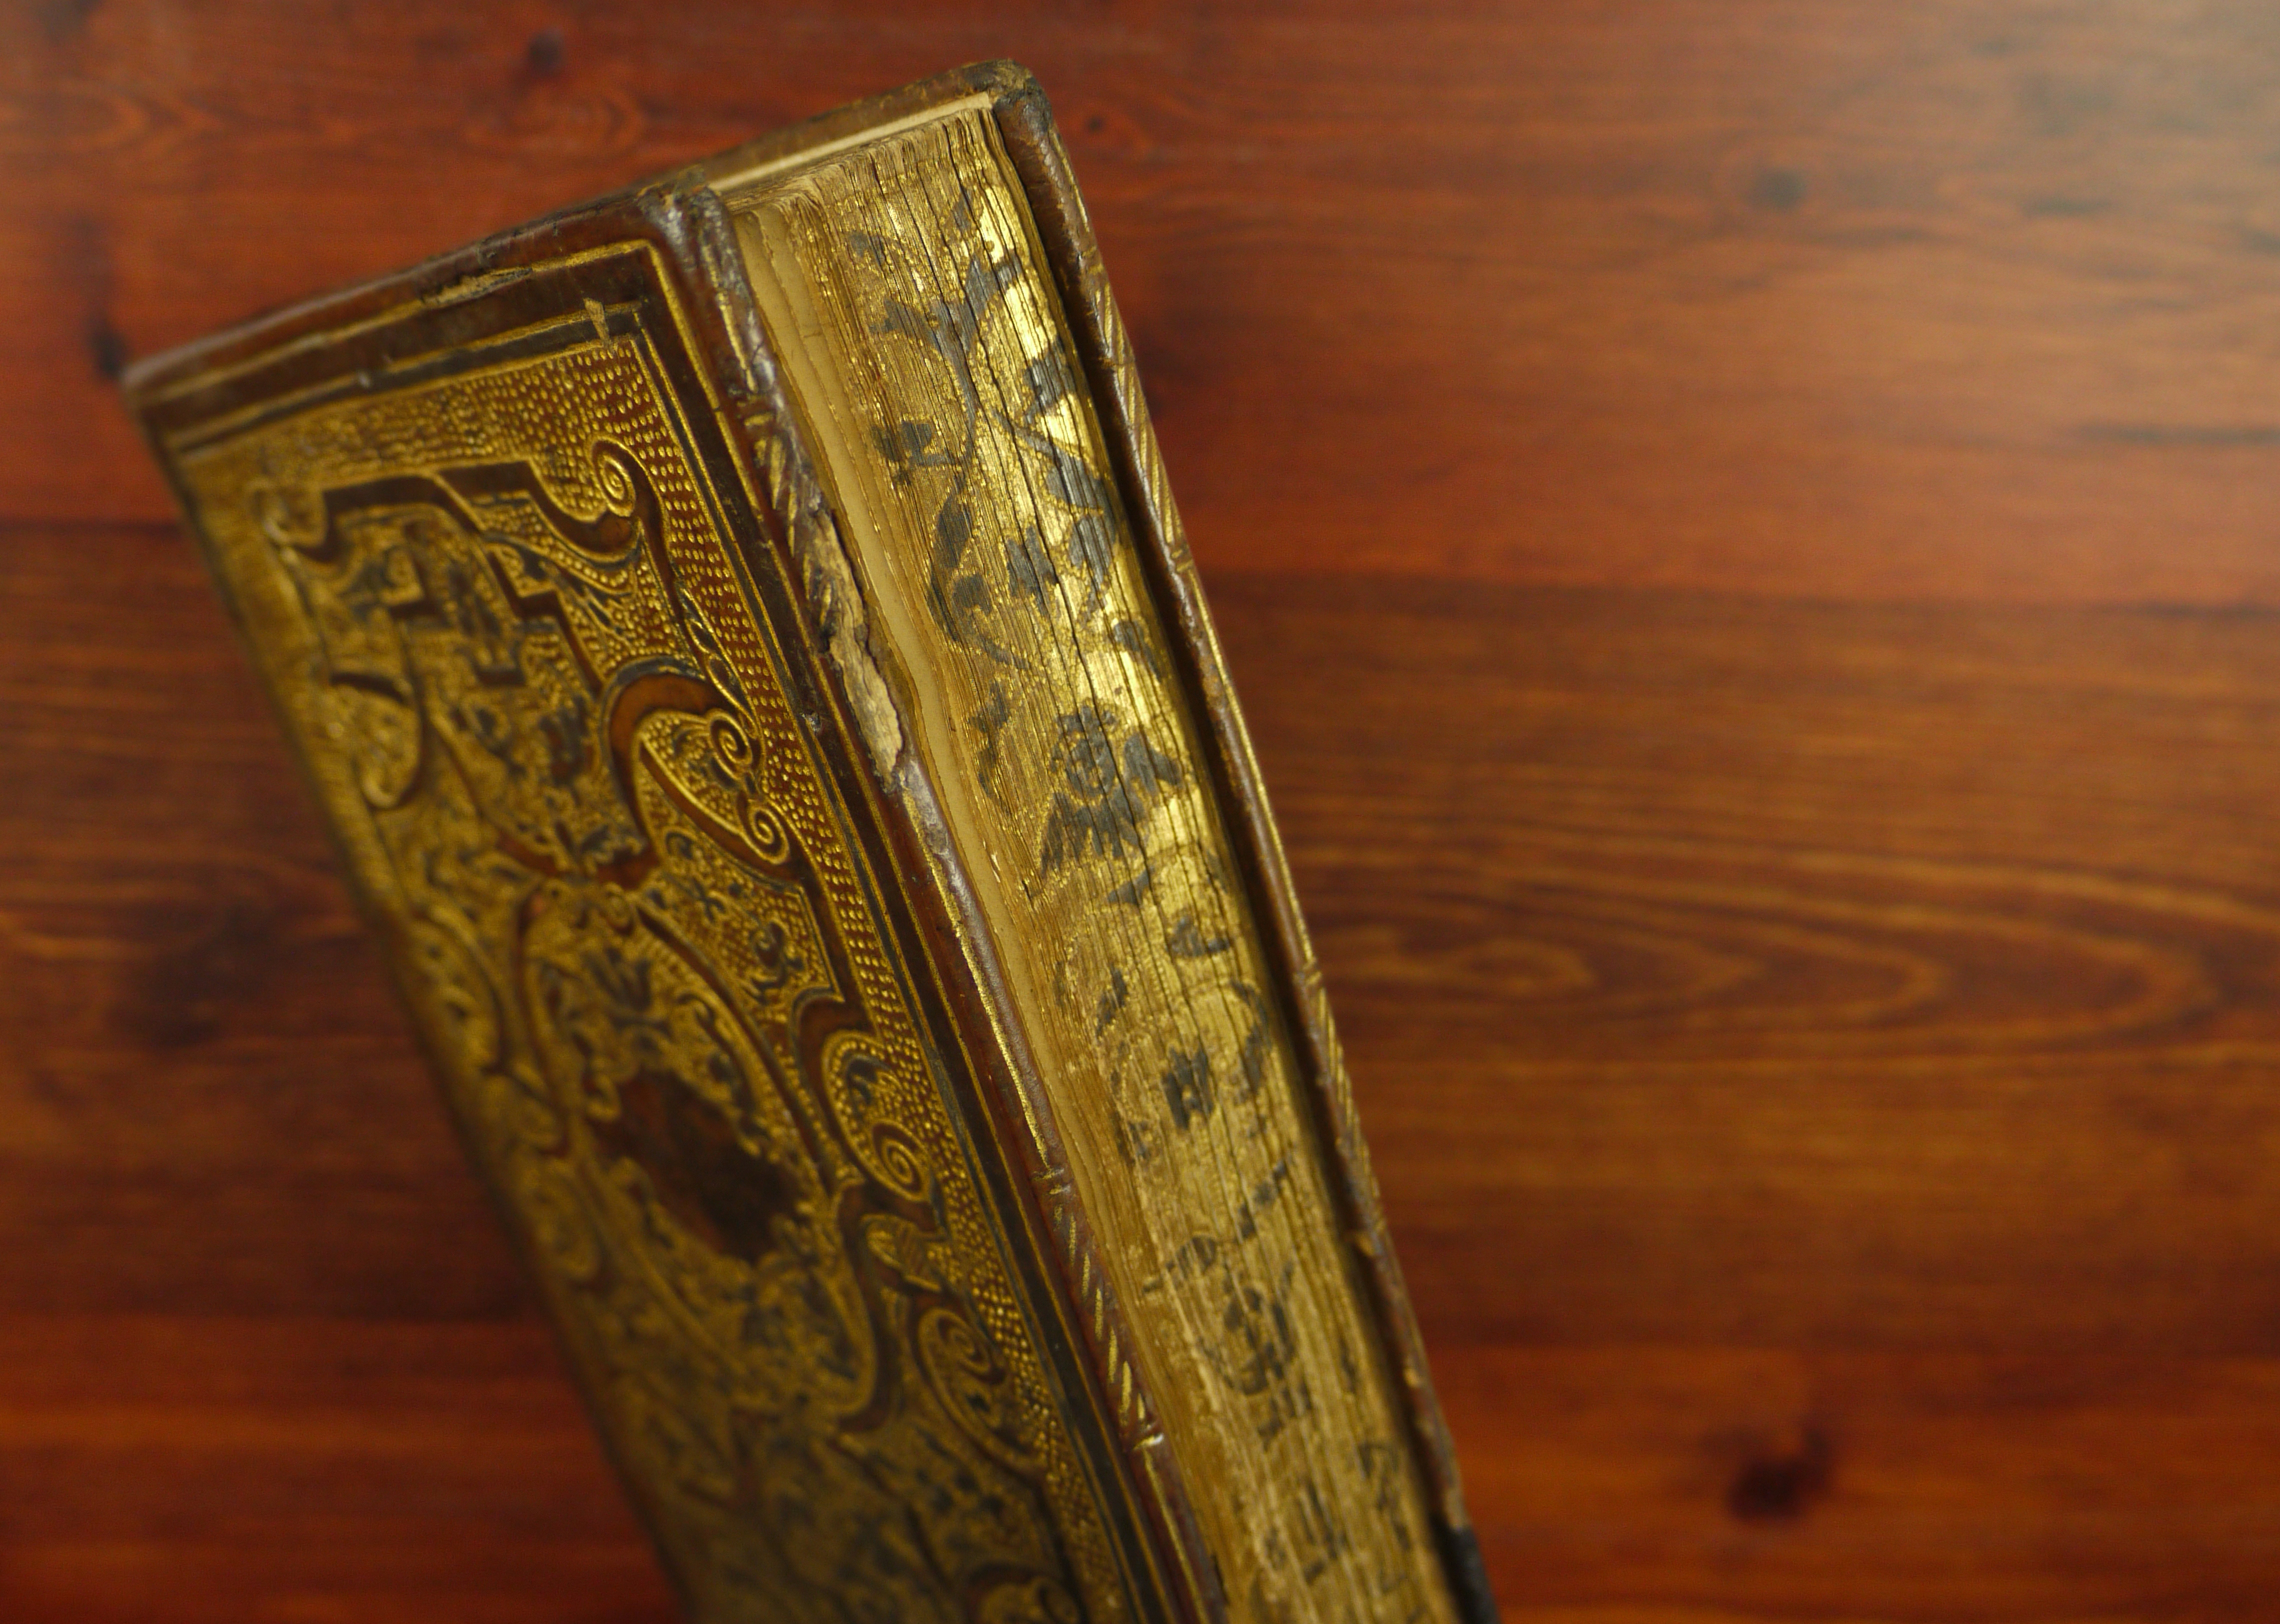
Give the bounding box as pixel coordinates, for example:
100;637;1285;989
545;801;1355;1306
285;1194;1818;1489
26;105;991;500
986;79;1503;1624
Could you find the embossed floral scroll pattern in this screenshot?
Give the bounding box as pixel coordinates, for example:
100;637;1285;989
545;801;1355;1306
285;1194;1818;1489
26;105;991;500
173;293;1131;1624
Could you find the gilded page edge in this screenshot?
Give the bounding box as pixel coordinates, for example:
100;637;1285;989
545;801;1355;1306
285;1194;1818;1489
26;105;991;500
984;83;1501;1624
697;173;1228;1624
707;101;1479;1624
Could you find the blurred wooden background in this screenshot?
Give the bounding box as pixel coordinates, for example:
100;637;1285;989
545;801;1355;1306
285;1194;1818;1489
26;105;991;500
11;1;2280;1618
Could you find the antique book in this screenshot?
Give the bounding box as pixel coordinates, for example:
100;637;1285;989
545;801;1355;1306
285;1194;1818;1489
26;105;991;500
123;63;1495;1624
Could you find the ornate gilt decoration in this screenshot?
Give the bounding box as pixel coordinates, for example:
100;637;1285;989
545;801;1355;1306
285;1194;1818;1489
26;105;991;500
156;253;1143;1624
131;68;1494;1624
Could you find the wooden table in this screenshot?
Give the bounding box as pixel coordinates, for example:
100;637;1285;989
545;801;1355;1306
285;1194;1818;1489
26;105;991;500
11;3;2280;1618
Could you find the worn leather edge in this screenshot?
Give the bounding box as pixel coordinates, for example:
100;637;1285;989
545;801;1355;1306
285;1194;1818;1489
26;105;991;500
987;69;1503;1624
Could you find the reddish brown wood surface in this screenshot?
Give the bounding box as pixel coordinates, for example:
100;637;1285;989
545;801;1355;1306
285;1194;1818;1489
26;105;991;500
9;3;2280;1619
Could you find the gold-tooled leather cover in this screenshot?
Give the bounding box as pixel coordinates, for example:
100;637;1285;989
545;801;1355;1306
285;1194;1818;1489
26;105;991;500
129;230;1168;1622
125;61;1497;1624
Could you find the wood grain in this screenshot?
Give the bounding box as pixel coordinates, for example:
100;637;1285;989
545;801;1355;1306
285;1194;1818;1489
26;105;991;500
1212;575;2280;1613
17;1;2280;605
1226;581;2280;1357
11;1;2280;1619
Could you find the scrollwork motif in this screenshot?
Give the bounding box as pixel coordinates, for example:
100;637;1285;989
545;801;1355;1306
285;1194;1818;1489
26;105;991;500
186;335;1127;1622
